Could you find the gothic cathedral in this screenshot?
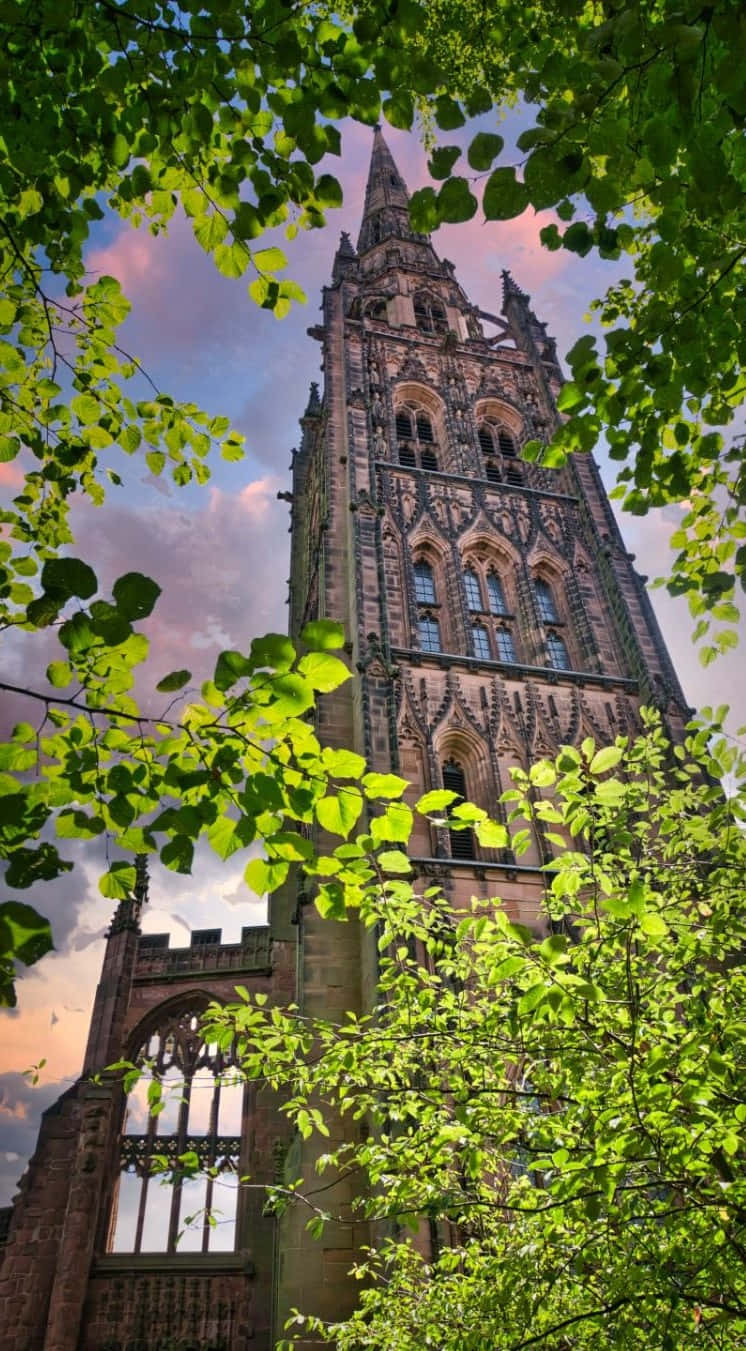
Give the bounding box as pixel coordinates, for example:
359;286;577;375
0;129;689;1349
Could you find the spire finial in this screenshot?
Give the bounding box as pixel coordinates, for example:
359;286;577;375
357;125;412;254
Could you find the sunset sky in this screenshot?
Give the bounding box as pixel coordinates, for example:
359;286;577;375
1;116;743;1204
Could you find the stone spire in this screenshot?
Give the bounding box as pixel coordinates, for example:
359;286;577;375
357;124;415;254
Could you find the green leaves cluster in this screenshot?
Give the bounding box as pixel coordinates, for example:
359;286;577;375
210;711;746;1350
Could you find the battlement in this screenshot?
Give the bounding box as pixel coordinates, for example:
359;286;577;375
134;924;272;983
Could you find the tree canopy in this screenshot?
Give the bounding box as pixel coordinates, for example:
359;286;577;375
199;713;746;1350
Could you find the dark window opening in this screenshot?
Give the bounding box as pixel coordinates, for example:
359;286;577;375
398;444;416;467
420;449;438;472
498;429;517;457
442;760;475;859
414;560;437;605
416;414;434;442
506;464;523;486
478;425;494;456
191;929;221;947
485;460;501;484
396;410;413;439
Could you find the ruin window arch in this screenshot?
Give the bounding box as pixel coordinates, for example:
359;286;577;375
109;1004;244;1255
414;559;437;605
442;759;475;859
546;631;571;670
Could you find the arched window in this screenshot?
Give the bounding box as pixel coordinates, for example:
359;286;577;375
416;414;434;443
495;627;517;663
418;614;441;653
414;292;448;335
535;578;559;623
414;560;436;604
396;410;413;440
498;429;517;457
442;760;474;859
463;567;483;612
506;464;523;486
364;298;387;321
546;632;571;670
398;444;416;467
420;448;438;472
478;425;494;456
487;572;508;616
485;460;501;484
472;624;491;660
110;1006;243;1255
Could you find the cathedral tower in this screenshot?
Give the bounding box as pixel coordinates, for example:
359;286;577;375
0;129;689;1349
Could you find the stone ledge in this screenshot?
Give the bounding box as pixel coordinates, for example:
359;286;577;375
92;1252;254;1275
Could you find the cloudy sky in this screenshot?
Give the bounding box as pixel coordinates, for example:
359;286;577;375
1;115;743;1205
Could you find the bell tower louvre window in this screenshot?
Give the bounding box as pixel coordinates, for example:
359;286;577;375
442;760;475;859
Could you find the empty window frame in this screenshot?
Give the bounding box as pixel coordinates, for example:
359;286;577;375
534;577;559;623
546;632;571;670
418;615;442;652
110;1007;243;1255
414;560;437;605
414;293;448;335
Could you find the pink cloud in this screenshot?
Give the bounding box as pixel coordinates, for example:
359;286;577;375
0;461;24;487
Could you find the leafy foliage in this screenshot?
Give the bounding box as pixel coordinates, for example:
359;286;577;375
206;712;746;1349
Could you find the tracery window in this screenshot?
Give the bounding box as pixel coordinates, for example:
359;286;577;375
414;560;437;605
395;399;441;471
418;614;442;653
472;623;491;660
463;567;483;612
546;631;571;671
495;626;517;663
110;1006;243;1255
487;572;508;616
442;760;474;859
413;292;448;335
535;577;559;623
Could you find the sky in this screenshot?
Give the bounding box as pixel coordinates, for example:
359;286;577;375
1;115;744;1205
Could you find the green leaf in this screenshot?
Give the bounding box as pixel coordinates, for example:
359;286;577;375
315;174;343;207
244;856;289;896
363;773;408;800
434;95;465;130
416;789;459;814
112;572;161;620
376;849;411;874
0;902;53;966
483;167;529;220
300;619;345;651
298;651;350;692
46;661;72;688
428;145;461;180
589;746;623;775
156;669;192;693
475;819;509;848
467;131;504;171
253;246;288;274
99;863;137;900
409;187;439;232
437;177;478;224
316;788;363;838
161;835;195;874
41;557;98;600
321;747;367;779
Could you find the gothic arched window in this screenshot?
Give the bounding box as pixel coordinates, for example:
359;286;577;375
414;560;437;604
463;567;483;612
416;414;434;443
418;614;442;653
495;626;517;663
442;760;474;859
506;463;523;486
498;429;517;457
535;577;559;623
110;1006;244;1255
546;632;571;670
394;398;441;471
420;449;438;472
472;623;491;660
398;444;416;467
478;425;494;456
487;572;508;616
413;292;448;335
485;459;501;484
